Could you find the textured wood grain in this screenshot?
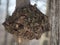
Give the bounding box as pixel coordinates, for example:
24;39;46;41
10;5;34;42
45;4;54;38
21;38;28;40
47;0;60;45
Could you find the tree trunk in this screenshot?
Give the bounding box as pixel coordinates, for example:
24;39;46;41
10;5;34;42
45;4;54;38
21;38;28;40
4;0;9;45
0;0;1;5
47;0;60;45
16;0;30;8
16;0;30;45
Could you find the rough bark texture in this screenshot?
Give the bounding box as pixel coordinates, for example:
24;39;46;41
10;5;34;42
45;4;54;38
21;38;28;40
3;0;50;45
15;0;30;44
3;4;50;40
47;0;60;45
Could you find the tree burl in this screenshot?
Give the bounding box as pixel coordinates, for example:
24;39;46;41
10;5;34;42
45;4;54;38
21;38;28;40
3;4;50;40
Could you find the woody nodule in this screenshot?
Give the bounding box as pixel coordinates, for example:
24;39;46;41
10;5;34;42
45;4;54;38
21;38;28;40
3;4;50;40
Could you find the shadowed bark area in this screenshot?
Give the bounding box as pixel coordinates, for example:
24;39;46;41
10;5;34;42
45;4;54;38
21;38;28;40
47;0;60;45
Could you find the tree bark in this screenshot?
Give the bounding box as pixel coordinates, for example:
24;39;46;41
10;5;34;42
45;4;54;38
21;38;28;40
16;0;30;45
47;0;60;45
16;0;30;8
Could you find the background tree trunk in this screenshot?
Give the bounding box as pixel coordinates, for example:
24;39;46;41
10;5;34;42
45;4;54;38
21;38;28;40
4;0;9;45
47;0;60;45
0;0;1;5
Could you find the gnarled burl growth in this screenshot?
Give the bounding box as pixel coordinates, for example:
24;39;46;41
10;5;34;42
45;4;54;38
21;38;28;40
3;4;50;40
